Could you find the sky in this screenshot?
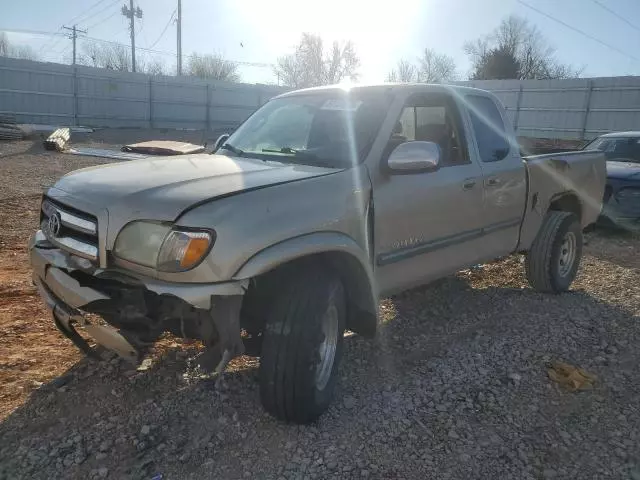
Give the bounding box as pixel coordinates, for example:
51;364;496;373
2;0;640;85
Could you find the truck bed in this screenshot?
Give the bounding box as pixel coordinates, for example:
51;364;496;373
518;150;606;250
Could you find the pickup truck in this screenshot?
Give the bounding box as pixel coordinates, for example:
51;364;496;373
29;84;606;424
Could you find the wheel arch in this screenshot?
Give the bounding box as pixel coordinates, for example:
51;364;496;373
233;232;378;338
548;191;583;224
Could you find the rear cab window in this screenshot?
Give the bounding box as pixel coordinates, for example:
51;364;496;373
466;95;511;162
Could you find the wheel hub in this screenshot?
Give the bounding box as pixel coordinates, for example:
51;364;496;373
315;303;339;391
558;231;577;277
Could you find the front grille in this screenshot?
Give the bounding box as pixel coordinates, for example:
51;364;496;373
41;197;99;261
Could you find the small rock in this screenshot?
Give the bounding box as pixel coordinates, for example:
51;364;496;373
140;425;151;436
448;429;459;439
343;395;356;409
96;453;107;461
98;467;109;478
361;470;370;477
459;453;471;462
51;375;72;388
179;453;190;462
508;373;522;385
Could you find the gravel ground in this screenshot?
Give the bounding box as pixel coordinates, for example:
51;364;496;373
1;135;639;480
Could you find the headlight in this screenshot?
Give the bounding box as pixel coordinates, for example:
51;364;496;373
114;221;213;272
157;230;213;272
114;221;171;267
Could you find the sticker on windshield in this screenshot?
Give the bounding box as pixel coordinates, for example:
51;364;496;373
320;99;363;111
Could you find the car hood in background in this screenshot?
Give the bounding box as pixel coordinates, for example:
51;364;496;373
606;161;640;180
52;153;339;222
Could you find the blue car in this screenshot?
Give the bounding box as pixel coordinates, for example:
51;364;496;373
583;132;640;229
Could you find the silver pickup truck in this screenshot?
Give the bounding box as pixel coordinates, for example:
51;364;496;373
29;84;605;423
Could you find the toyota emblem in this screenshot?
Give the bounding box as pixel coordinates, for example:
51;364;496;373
48;212;62;237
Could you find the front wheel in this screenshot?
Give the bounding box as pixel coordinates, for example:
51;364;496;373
525;211;583;293
259;264;346;424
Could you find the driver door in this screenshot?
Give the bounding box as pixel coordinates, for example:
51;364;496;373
373;92;486;296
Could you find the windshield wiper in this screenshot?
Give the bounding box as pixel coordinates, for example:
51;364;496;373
219;143;244;156
261;147;301;155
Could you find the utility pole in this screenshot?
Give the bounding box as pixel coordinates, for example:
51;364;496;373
121;1;143;72
62;25;87;65
176;0;182;75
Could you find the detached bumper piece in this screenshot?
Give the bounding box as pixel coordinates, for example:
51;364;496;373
34;267;140;362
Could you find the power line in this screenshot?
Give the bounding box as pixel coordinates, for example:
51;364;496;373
590;0;640;34
86;8;121;30
148;9;176;50
517;0;640;63
78;0;121;28
0;27;274;68
65;0;111;26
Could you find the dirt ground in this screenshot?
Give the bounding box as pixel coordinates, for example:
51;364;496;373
0;133;639;479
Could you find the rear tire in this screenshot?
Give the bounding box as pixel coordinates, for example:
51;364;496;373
525;211;582;293
259;263;346;424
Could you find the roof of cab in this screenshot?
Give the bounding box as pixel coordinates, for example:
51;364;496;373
273;83;493;99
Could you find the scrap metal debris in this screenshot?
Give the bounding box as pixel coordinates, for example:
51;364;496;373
0;114;23;141
67;147;149;161
547;360;596;391
121;140;205;156
44;128;70;152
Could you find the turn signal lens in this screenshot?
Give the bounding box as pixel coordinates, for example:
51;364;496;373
157;230;213;272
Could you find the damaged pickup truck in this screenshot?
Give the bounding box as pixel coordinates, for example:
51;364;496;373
30;84;606;424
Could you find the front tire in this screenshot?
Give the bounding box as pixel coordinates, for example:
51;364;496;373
259;263;346;424
525;211;583;293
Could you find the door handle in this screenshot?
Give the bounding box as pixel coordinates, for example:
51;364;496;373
462;178;476;190
486;177;501;187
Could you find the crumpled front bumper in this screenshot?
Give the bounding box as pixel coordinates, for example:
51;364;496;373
29;230;248;361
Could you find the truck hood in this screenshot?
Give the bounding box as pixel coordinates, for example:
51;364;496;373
606;161;640;180
52;153;339;222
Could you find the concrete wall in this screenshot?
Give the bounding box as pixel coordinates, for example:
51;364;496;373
0;56;285;131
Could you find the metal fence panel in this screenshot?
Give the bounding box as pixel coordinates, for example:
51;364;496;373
0;56;286;131
3;57;640;140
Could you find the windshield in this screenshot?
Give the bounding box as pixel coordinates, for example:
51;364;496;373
220;91;392;168
584;136;640;163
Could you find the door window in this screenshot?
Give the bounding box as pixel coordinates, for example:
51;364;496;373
466;95;511;162
391;94;469;167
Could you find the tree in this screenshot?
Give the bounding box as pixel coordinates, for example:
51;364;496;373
79;41;131;71
465;15;580;80
386;59;419;82
78;40;168;75
419;48;458;83
0;32;39;60
187;53;240;82
386;48;457;83
275;33;360;88
471;46;520;80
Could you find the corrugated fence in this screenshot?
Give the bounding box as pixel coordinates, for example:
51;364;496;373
0;56;285;131
461;77;640;140
1;57;640;140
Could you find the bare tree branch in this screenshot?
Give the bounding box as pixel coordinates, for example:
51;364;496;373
386;49;457;84
0;32;39;60
274;33;360;88
187;53;240;82
465;15;580;80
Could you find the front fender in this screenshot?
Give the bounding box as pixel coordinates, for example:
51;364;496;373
233;232;378;337
233;231;372;281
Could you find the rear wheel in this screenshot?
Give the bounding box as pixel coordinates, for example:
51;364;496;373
525;211;582;293
259;264;346;424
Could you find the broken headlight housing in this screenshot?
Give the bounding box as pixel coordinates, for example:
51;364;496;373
114;221;214;272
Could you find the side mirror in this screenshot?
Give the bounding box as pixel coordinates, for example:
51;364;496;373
213;133;230;152
387;141;441;173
